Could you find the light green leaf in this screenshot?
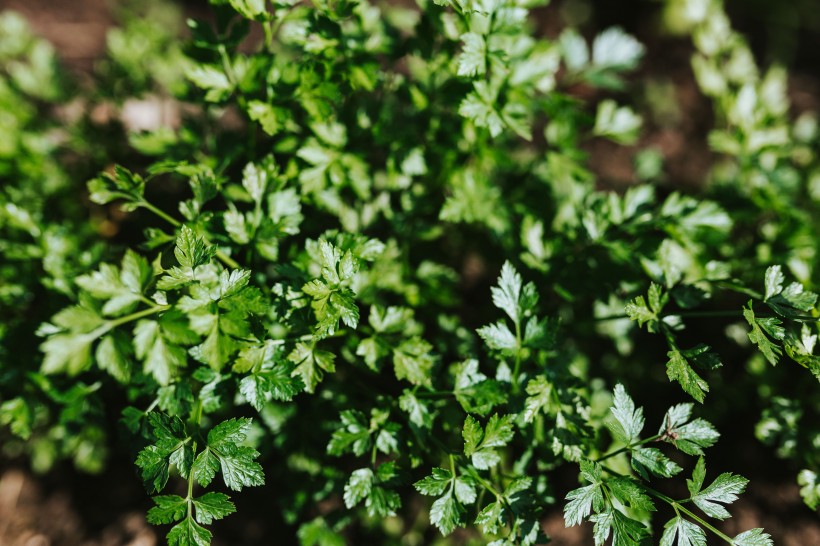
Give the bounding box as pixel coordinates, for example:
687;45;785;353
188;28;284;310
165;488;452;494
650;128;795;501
594;100;642;145
430;492;463;536
457;33;486;77
393;337;434;386
631;447;682;479
732;529;774;546
689;463;748;520
660;517;706;546
344;468;373;508
607;384;644;445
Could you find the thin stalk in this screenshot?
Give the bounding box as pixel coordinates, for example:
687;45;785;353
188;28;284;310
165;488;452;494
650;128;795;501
598;308;820;323
140;198;241;270
266;334;315;346
144;398;160;414
674;502;735;543
263;19;274;53
415;390;455;399
139;200;181;227
512;319;522;395
595;433;663;463
599;464;735;544
93;305;169;338
186;400;204;518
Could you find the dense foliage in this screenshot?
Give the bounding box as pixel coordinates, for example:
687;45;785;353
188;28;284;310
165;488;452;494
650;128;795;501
1;0;818;544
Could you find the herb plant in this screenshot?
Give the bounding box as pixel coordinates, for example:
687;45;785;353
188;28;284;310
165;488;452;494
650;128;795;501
1;0;818;545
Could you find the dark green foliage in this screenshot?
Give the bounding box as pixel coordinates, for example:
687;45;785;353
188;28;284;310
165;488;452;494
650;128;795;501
1;0;818;544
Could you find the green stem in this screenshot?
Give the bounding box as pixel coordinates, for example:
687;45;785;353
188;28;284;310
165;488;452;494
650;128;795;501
674;502;735;543
140;198;241;270
94;305;169;338
595;433;663;463
263;19;274;53
599;464;735;544
266;334;315;346
186;400;204;518
599;308;820;323
415;390;455;399
214;250;241;270
144;398;159;414
469;468;504;500
512;319;522;395
139;200;180;227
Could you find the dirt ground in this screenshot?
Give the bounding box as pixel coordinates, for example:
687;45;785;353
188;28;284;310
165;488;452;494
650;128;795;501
1;0;819;544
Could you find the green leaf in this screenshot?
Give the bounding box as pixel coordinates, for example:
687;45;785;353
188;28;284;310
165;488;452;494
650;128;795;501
477;321;518;352
147;495;188;524
238;356;303;411
492;261;524;324
288;342;336;393
76;250;151;315
454;476;477;504
523;376;554;423
344;468;373;508
0;398;32;440
457;33;486;77
732;529;774;546
763;265;784;301
365;485;401;517
193;492;236;525
399;390;434;429
393;337;435;386
134;314;192;386
40;332;93;375
228;0;266;20
798;469;820;510
475;501;504;535
659;404;720;455
415;468;452;497
459;84;504;138
462;415;483;458
166;517;212;546
297;518;345;546
327;410;370;456
592;27;644;70
136;413;192;493
631;447;682;479
203;418;265;491
188;316;236;371
430;491;463;536
87;166;145;206
594;100;642;145
606;477;655;513
607;384;644;446
688;459;747;520
463;414;515;470
175;225;216;272
454;360;506;416
96;332;132;383
687;457;707;497
589;508;649;546
564;460;604;527
660;517;706;546
666;349;709;403
743;302;783;366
